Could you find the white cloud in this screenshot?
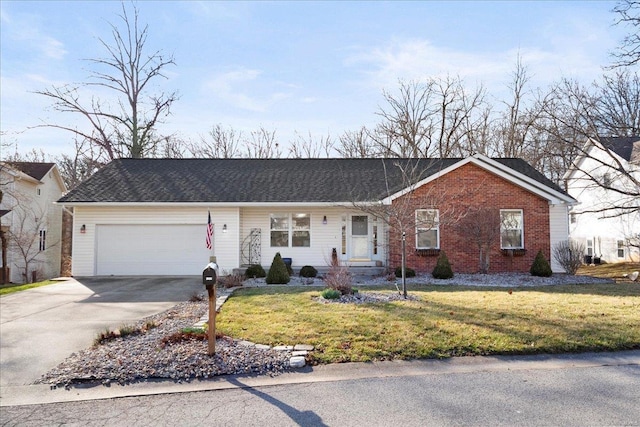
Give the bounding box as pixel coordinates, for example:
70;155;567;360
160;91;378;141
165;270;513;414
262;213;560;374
203;68;292;112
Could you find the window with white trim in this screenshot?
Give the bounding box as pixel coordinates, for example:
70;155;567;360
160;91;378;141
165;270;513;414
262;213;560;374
270;213;310;247
617;240;625;258
415;209;439;249
39;230;46;251
500;209;523;249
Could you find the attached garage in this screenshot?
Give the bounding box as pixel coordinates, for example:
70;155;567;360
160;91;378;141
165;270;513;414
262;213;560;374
95;224;208;275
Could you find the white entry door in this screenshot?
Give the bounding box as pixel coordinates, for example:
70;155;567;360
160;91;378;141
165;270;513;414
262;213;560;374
350;215;370;260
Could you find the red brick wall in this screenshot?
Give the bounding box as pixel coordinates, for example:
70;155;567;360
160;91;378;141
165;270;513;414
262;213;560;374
388;163;551;274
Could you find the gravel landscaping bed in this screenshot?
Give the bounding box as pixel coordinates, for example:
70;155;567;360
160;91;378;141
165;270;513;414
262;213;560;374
37;299;293;388
38;273;615;388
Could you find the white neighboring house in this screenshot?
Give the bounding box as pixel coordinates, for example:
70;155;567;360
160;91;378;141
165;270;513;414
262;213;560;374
564;137;640;264
0;162;67;283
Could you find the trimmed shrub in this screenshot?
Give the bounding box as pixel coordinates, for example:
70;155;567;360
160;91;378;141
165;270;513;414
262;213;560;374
321;289;341;299
266;252;290;284
395;266;416;278
245;264;266;278
530;250;553;277
432;250;454;279
299;265;318;278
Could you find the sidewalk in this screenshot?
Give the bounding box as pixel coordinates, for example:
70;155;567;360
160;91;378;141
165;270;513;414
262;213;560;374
2;350;638;407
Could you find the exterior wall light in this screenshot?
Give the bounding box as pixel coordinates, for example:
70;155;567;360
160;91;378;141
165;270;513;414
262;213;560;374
80;224;86;234
323;215;327;225
222;224;227;233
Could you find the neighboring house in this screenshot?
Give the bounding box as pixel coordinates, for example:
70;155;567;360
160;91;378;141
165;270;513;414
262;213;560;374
0;162;67;283
57;154;576;277
564;136;640;264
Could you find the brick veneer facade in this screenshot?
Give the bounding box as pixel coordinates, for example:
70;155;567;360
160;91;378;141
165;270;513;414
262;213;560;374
387;163;551;274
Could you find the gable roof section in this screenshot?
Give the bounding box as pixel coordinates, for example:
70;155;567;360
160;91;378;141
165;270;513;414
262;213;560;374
58;157;574;206
4;162;56;181
600;136;640;161
383;154;574;205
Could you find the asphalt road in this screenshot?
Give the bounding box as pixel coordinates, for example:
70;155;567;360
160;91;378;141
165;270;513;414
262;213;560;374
1;353;639;426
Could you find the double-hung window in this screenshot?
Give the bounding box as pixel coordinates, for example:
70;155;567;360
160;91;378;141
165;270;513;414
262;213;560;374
415;209;439;249
39;230;46;251
270;213;310;247
500;210;524;249
617;240;625;258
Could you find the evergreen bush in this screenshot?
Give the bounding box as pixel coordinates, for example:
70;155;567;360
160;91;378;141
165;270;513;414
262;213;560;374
245;264;266;278
321;289;341;299
395;266;416;278
432;250;454;279
530;250;553;277
266;252;291;284
299;265;318;278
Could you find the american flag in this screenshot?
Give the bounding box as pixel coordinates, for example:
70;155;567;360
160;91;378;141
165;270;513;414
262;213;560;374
206;211;213;250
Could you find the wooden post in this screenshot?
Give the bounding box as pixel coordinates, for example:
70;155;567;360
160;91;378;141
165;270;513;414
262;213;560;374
207;284;216;355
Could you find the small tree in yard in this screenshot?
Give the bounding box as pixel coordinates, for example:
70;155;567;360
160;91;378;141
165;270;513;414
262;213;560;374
266;252;290;284
432;250;454;279
457;208;501;274
553;240;585;275
530;250;553;277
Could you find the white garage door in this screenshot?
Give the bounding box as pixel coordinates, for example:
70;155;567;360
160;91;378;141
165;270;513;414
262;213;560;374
96;224;209;275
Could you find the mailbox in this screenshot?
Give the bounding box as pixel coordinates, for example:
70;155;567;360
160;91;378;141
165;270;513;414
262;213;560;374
202;262;218;287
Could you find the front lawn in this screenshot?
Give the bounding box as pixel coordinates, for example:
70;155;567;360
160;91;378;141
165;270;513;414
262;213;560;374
216;283;640;364
0;280;58;296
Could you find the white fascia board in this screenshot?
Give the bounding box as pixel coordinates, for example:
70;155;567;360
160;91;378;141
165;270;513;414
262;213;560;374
383;154;575;206
472;154;576;205
55;201;357;208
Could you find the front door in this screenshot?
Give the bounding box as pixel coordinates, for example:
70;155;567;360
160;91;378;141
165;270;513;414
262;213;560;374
350;215;370;260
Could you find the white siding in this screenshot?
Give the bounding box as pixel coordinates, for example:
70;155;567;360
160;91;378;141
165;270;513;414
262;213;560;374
240;207;343;268
0;166;63;283
566;144;640;263
72;206;239;276
549;203;570;273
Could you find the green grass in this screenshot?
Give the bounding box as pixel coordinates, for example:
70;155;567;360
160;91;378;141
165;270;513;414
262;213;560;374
216;283;640;364
0;280;58;296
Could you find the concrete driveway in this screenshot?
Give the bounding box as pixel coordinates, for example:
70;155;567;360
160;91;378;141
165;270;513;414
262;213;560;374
0;277;202;391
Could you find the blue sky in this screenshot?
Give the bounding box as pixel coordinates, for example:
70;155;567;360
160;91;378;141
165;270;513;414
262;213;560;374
0;1;626;158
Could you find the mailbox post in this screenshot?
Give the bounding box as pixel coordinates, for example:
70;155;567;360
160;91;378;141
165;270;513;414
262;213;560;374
202;262;218;355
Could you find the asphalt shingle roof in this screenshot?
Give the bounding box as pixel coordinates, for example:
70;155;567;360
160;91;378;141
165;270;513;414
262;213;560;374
600;136;640;161
4;162;55;181
58;157;568;204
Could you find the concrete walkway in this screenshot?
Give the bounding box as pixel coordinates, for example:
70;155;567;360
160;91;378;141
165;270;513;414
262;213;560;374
0;277;202;392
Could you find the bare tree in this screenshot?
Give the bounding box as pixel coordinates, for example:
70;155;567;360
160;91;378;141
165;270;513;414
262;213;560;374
345;159;471;296
0;180;59;284
246;127;282;158
456;208;502;274
610;0;640;68
370;77;487;158
190;124;243;158
288;131;334;158
34;3;178;160
538;71;640;213
55;137;104;190
336;127;381;158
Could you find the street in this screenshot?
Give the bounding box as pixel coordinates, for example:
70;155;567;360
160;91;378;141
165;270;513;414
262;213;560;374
2;354;638;426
